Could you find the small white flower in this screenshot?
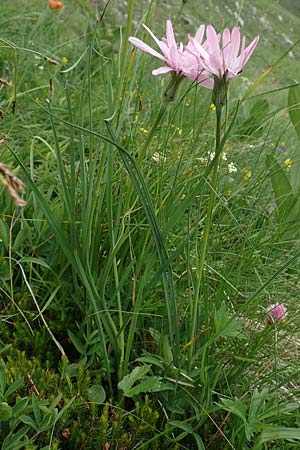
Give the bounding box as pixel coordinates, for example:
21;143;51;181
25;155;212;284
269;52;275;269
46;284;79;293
209;151;215;161
152;152;166;163
222;152;227;161
227;162;238;174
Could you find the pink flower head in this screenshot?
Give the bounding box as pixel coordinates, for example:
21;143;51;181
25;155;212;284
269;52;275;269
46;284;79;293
129;21;212;88
183;25;214;89
129;20;185;76
188;25;259;81
267;303;287;323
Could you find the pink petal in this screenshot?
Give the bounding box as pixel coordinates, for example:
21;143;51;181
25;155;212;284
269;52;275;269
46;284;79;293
152;66;174;75
230;27;241;61
226;68;239;79
170;45;183;71
129;37;165;61
241;35;259;67
208;53;223;77
188;37;210;60
197;74;214;89
166;20;177;50
206;25;220;56
194;25;205;44
222;28;231;63
143;24;169;57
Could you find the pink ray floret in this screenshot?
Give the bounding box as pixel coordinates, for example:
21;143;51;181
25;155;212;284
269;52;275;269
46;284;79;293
188;25;259;80
267;303;287;323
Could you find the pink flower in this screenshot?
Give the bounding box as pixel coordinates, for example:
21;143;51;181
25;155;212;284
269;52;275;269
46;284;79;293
267;303;287;323
129;21;212;88
129;20;185;76
183;25;214;89
188;25;259;81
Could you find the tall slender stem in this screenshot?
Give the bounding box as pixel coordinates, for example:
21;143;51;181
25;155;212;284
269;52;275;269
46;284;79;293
188;105;223;364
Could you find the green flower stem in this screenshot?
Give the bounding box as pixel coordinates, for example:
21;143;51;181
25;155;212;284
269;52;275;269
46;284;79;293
139;74;184;163
189;105;223;364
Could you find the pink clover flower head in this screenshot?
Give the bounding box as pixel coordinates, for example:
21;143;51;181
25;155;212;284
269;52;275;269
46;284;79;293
189;25;259;81
129;20;186;76
267;303;287;323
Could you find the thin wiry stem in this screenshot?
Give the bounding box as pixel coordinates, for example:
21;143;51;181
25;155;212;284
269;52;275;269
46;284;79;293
189;105;222;365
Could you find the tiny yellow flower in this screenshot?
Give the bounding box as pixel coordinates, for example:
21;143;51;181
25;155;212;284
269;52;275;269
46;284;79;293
243;167;252;181
178;128;183;136
210;103;216;111
140;127;148;134
62;56;68;63
284;158;292;170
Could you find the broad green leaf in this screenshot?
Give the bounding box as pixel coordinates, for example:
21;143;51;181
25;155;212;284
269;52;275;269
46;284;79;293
217;397;247;422
214;304;242;337
12;226;29;252
0;219;9;249
118;365;151;395
87;385;106;404
0;402;12;421
0;365;6;396
0;257;10;281
67;330;86;355
4;377;24;398
254;426;300;448
248;389;267;423
49;393;63;411
267;154;300;238
125;377;173;397
32;392;41;425
136;353;165;369
19;414;38;430
2;426;30;450
162;334;173;364
18;257;50;269
267;154;293;215
288;83;300;140
12;397;29;416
